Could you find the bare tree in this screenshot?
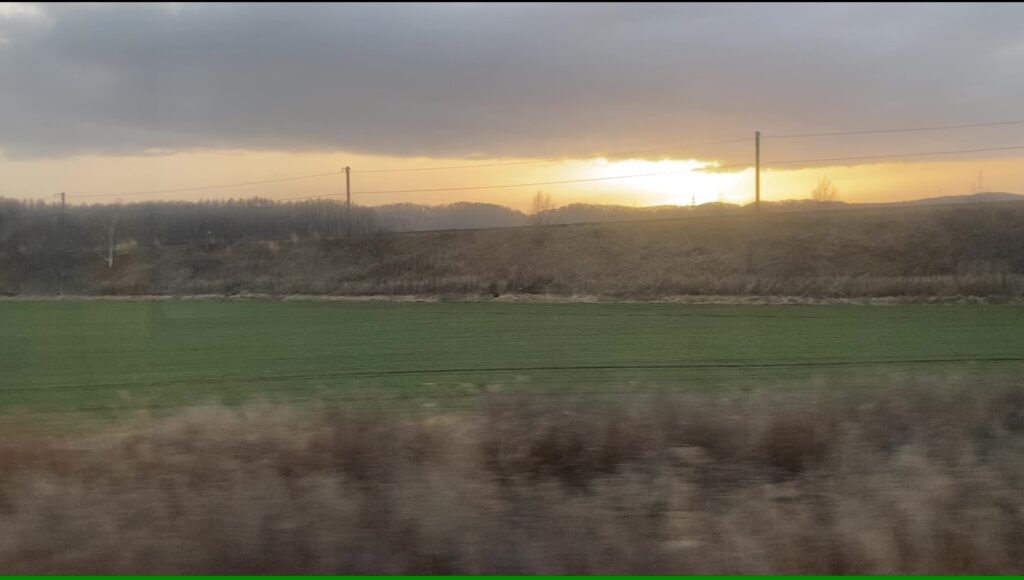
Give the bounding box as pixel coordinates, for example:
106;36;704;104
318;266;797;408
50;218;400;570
530;191;554;226
810;177;839;202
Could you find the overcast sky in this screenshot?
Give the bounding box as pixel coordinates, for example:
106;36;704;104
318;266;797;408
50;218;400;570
1;2;1022;205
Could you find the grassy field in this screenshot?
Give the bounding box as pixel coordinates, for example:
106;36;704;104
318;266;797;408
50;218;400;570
3;300;1024;573
2;300;1023;413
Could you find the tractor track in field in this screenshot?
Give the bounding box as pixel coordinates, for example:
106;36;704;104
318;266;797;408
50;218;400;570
2;293;1021;305
4;355;1023;395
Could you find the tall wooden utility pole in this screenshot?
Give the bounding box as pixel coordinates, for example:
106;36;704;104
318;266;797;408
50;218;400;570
747;132;761;273
58;192;66;295
345;166;352;237
754;130;761;214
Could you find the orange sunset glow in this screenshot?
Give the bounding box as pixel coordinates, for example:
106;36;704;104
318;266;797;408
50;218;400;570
1;4;1022;210
2;149;1021;210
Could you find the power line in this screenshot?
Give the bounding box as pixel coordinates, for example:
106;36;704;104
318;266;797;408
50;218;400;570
765;119;1024;140
285;143;1024;200
281;162;752;200
70;141;1015;203
352;137;749;173
73;170;343;199
354;118;1024;171
63;119;1024;201
765;144;1024;167
66;138;747;199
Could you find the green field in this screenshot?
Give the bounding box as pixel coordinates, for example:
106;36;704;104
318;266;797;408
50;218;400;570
2;301;1023;413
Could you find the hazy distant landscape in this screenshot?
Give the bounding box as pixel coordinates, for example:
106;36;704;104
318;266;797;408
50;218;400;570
3;194;1023;299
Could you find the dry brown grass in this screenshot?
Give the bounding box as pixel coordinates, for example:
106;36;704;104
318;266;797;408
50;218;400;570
12;203;1024;299
1;381;1023;573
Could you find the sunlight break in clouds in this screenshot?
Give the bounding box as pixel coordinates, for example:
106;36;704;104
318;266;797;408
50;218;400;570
1;3;1022;206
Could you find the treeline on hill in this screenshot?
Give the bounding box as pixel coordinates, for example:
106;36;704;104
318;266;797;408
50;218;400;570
2;195;1023;297
0;196;840;252
0;197;382;250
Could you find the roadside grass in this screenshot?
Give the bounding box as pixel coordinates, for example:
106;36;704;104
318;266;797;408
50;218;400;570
0;381;1022;573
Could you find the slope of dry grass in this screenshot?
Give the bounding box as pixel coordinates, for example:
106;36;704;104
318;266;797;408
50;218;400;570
5;202;1024;298
2;381;1023;573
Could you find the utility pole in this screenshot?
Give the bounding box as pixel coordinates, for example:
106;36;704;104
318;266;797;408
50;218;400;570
747;131;761;273
57;192;66;295
345;166;352;237
755;130;761;213
101;215;118;268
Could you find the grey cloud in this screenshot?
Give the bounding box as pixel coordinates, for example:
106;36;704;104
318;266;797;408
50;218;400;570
1;2;1023;166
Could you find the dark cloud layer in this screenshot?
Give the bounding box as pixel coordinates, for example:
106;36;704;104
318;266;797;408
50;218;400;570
1;3;1023;164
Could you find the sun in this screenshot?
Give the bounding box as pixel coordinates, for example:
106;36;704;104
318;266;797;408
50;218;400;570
590;158;743;206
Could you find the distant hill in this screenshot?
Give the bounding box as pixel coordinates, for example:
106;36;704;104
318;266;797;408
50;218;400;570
544;202;745;225
902;192;1024;206
373;202;527;231
369;194;1024;231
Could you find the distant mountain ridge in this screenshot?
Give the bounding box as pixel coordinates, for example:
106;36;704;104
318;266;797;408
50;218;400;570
900;192;1024;206
371;192;1024;231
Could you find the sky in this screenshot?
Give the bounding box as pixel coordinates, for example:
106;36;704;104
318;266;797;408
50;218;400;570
1;2;1022;210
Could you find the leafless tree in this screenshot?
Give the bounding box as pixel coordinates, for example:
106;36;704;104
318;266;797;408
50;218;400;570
810;177;839;202
530;191;554;226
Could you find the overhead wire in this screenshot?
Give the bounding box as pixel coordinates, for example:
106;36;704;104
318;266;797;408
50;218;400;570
351;137;749;173
280;162;752;200
764;144;1024;166
74;170;343;199
764;119;1024;139
64;117;1024;201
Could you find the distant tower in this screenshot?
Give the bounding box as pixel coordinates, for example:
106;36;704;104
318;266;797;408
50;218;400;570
975;170;985;194
690;192;696;207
